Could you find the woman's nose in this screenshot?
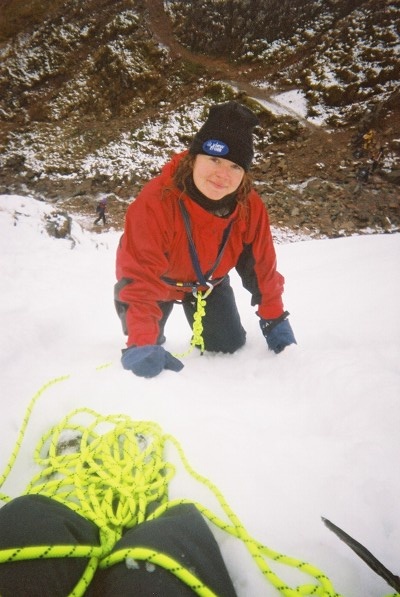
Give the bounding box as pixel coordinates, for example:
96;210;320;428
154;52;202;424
215;163;230;178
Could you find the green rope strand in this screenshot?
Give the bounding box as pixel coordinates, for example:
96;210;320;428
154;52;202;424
67;557;99;597
0;545;103;563
174;289;208;358
0;374;70;504
154;436;344;597
24;408;174;544
190;290;208;354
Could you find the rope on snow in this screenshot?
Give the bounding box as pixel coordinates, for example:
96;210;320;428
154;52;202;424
1;374;396;597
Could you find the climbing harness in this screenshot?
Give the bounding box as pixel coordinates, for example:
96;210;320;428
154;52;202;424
1;376;399;597
165;200;234;356
178;199;234;292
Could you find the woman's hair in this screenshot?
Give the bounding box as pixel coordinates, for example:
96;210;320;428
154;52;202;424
172;153;253;206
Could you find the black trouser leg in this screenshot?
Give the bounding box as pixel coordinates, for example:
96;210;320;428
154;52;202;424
93;504;237;597
0;495;99;597
182;276;246;353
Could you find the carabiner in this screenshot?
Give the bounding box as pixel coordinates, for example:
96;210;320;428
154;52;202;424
192;281;213;299
203;281;214;299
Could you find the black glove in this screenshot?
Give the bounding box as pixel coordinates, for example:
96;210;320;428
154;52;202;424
260;311;297;354
121;345;184;378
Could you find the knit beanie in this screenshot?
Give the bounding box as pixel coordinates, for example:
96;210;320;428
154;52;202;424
189;101;259;171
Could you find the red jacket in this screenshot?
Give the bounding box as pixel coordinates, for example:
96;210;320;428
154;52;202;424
116;152;285;346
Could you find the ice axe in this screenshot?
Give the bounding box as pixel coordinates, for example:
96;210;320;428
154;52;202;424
322;517;400;592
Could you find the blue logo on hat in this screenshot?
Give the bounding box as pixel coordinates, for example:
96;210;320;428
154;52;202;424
202;139;229;156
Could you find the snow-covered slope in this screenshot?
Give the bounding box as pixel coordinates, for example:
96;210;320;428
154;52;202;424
1;194;399;596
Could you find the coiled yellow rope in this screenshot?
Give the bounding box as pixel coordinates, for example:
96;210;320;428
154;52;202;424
1;376;398;597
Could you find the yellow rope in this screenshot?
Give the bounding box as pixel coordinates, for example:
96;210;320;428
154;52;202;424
1;377;398;597
160;436;343;597
0;403;214;597
190;289;209;354
0;374;70;504
174;289;208;358
25;409;174;547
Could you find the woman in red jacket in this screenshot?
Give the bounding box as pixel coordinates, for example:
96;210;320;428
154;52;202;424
115;101;296;377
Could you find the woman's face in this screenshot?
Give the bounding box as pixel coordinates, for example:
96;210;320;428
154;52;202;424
192;154;245;200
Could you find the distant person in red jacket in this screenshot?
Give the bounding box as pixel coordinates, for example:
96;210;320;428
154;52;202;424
115;101;296;377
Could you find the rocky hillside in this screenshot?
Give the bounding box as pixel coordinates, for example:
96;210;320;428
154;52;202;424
0;0;399;239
